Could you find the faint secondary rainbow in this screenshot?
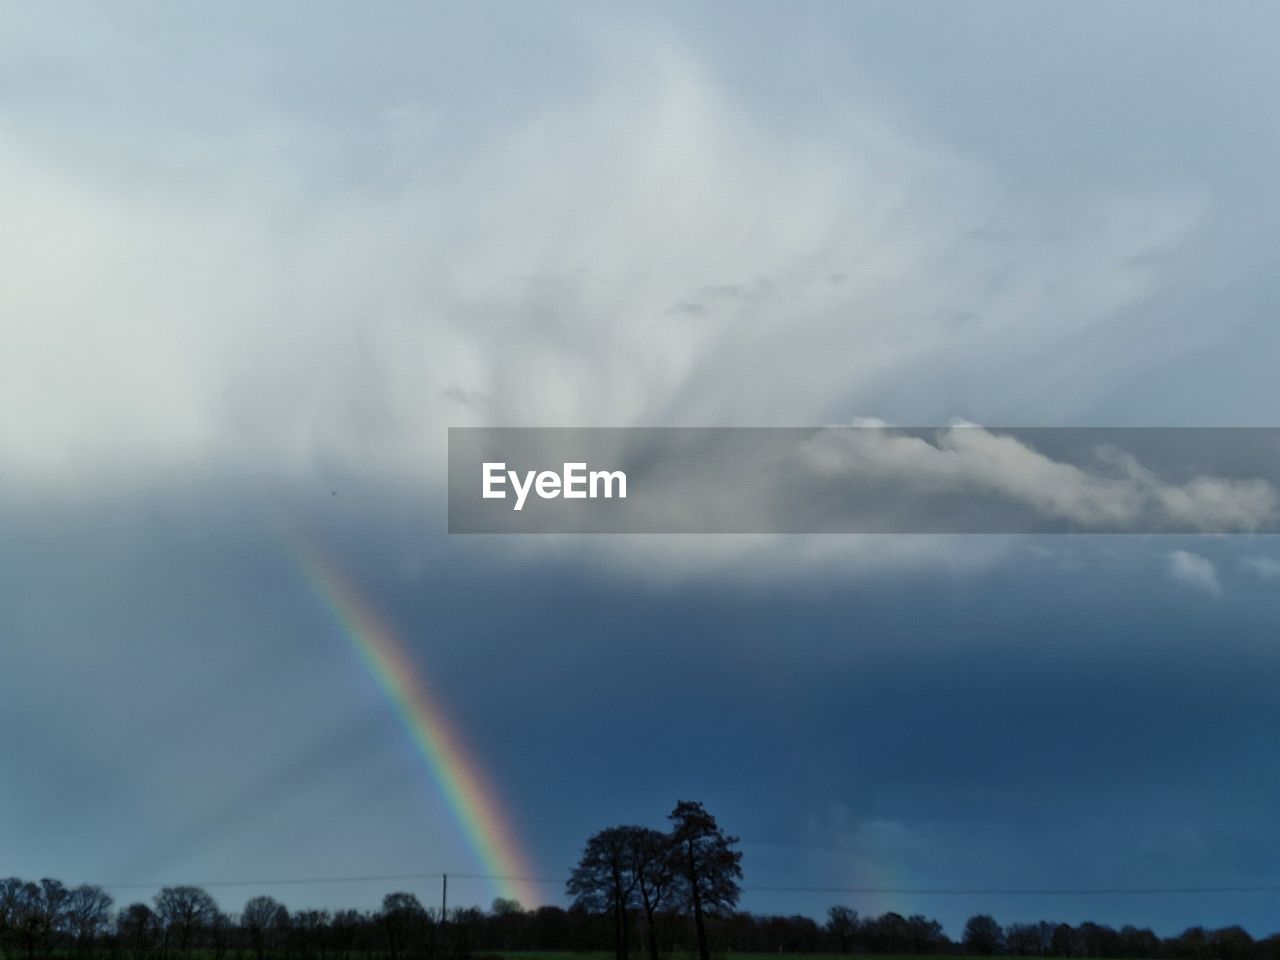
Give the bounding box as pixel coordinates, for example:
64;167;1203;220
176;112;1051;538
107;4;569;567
292;540;540;908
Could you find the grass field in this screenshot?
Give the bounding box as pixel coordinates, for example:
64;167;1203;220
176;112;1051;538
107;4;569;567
492;953;955;960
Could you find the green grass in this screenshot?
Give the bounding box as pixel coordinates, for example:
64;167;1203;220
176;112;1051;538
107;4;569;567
492;953;955;960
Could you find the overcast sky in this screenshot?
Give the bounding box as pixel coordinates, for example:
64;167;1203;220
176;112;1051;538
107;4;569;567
5;0;1280;938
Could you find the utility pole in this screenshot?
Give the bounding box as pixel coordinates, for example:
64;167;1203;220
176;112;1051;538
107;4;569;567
436;873;449;959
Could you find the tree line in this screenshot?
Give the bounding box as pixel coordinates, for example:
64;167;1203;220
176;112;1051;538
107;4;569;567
6;800;1280;960
5;874;1280;960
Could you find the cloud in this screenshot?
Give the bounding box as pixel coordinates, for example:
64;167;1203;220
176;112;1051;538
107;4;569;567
1165;550;1222;597
800;426;1278;532
0;4;1266;592
1240;556;1280;581
440;385;489;410
0;8;1214;501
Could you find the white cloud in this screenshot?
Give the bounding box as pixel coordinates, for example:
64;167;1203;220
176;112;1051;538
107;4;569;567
1165;550;1222;597
1240;556;1280;581
0;13;1212;501
800;426;1277;532
3;6;1268;587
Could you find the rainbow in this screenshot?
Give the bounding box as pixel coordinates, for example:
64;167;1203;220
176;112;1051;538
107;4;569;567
292;541;540;908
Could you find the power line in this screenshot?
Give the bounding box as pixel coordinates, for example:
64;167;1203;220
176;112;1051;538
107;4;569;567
87;872;1280;897
742;883;1280;897
99;873;448;891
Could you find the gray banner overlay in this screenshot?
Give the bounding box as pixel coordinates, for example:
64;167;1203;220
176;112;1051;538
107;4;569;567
448;427;1280;533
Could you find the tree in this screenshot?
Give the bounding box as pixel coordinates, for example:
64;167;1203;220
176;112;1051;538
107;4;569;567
528;905;570;951
0;885;9;957
116;904;158;960
906;914;948;954
329;909;363;960
1119;925;1161;959
624;828;677;960
242;896;289;960
34;879;70;959
568;826;640;960
867;912;909;953
6;879;73;960
826;906;858;953
491;898;523;917
65;885;113;954
5;881;44;960
668;801;743;960
1006;922;1044;957
293;909;330;960
0;879;27;958
379;892;426;960
490;898;525;952
1051;923;1078;957
154;886;218;956
209;911;231;960
1212;926;1255;960
1169;926;1210;960
1078;922;1121;959
964;915;1004;956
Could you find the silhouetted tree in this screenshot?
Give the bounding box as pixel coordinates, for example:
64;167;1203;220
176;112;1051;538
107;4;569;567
330;909;365;960
0;878;30;960
1007;922;1046;957
293;909;331;960
1119;925;1161;959
528;905;571;951
154;887;218;958
668;800;743;960
568;826;640;960
964;914;1005;956
1169;926;1211;960
866;912;910;953
625;827;677;960
826;906;858;953
65;885;113;956
116;904;158;960
1051;923;1079;957
488;899;524;952
1214;926;1257;960
242;896;289;960
210;910;232;960
906;914;948;954
379;892;427;960
5;881;43;960
1078;922;1122;958
1033;922;1055;957
32;880;70;959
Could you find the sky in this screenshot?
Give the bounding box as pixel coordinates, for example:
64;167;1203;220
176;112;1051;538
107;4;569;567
4;0;1280;939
